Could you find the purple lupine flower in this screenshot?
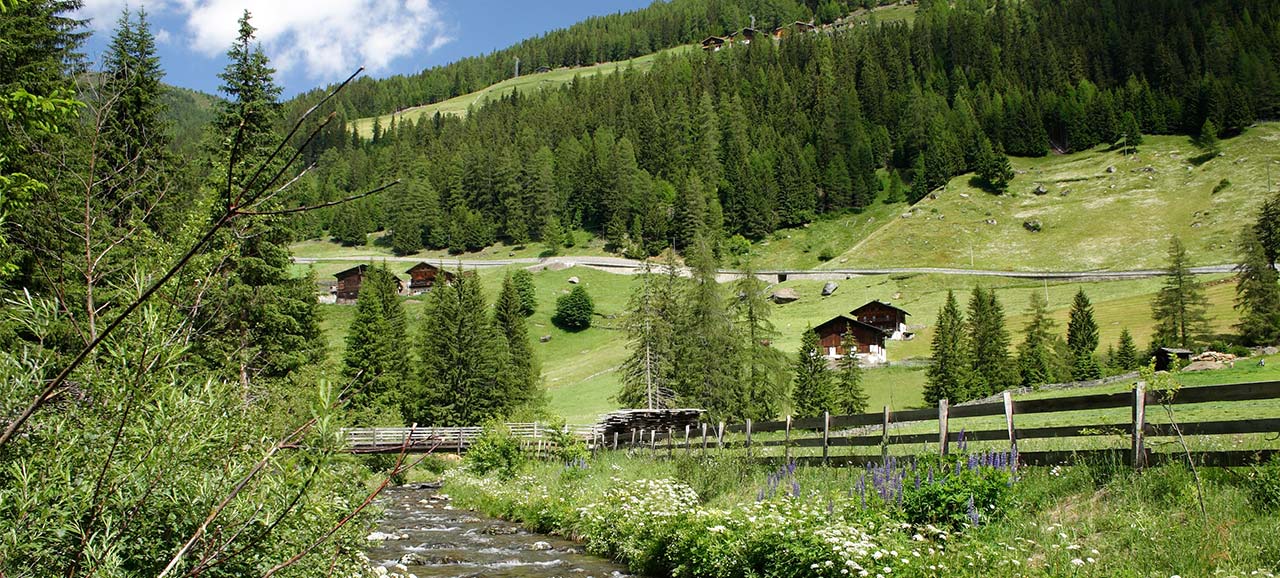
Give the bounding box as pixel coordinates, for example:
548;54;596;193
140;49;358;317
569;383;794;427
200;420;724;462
967;495;979;527
955;460;962;476
927;466;934;484
792;480;801;498
757;488;765;502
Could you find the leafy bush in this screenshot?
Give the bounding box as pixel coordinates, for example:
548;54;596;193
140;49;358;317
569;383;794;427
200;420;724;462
465;422;526;480
725;234;751;256
817;246;836;261
902;462;1012;529
511;269;537;316
1245;455;1280;511
552;285;594;330
543;419;589;464
1212;178;1231;194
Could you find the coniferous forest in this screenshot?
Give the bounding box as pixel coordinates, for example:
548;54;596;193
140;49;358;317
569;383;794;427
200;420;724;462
286;0;1280;258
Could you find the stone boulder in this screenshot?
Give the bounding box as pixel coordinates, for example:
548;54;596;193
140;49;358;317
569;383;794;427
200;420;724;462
821;282;838;296
771;288;800;303
1022;219;1043;232
567;276;580;284
1033;184;1048;195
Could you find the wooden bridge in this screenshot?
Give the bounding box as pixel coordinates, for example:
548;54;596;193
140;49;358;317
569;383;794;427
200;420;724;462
343;423;603;453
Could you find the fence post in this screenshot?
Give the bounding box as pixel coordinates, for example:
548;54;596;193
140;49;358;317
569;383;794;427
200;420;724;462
784;414;792;462
745;418;753;459
822;411;830;464
631;428;637;447
1132;381;1147;470
667;427;674;459
650;429;658;454
1002;391;1018;455
456;426;463;454
881;406;890;463
612;431;619;451
938;399;949;456
717;421;725;451
684;424;691;454
701;422;708;453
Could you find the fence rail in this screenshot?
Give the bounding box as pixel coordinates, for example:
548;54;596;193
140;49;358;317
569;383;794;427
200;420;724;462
604;380;1280;469
343;423;602;453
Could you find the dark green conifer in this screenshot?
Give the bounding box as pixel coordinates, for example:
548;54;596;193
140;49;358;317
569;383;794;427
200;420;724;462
926;291;969;404
1067;288;1101;380
792;327;835;418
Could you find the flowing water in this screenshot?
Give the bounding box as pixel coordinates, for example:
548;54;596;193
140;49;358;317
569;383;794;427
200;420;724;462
363;485;631;578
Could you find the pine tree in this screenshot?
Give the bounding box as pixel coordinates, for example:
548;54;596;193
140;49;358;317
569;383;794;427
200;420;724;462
553;285;594;330
511;268;537;316
731;259;788;421
792;327;836;418
1120;111;1143;155
926;291;969;404
671;235;740;420
494;272;542;409
836;332;868;414
1234;227;1280;345
1017;291;1058;387
1254;192;1280;270
1114;328;1140;371
389;168;439;254
343;265;409;414
1151;237;1210;349
884;170;906;204
1067;288;1101;380
1194;118;1220;156
976;137;1014;193
967;286;1013;398
617;261;679;409
409;270;504;425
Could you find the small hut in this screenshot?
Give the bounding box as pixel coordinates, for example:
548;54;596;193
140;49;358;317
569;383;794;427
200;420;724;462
405;262;455;294
701;36;727;52
851;300;912;340
812;315;890;365
1155;347;1193;371
334;265;368;301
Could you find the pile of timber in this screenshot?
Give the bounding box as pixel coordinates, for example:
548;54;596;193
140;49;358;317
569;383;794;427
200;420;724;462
595;409;704;437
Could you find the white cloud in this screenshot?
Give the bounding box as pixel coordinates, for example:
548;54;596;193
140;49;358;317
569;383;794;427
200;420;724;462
79;0;453;80
154;28;172;44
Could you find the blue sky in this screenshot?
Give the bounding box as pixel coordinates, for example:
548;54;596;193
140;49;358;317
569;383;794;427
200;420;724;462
77;0;652;98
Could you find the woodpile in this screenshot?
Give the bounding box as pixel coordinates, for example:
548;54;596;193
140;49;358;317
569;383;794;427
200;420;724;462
594;409;704;437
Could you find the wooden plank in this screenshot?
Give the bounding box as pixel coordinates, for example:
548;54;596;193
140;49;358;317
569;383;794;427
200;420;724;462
748;419;790;433
1013;391;1132;415
1147;417;1280;437
822;411;830;463
1133;381;1147;470
947;401;1007;419
784;415;792;461
938;399;949;456
829;413;883;429
880;406;890;462
1004;391;1017;455
1158;381;1280;405
890;407;936;422
791;416;827;430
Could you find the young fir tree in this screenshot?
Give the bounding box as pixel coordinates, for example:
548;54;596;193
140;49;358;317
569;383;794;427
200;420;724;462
194;11;323;390
493;272;542;410
731;258;788;421
792;327;836;418
672;235;740;420
1194;118;1220;156
1066;288;1102;380
343;265;409;414
967;286;1013;398
617;260;679;409
925;290;969;404
553;284;594;330
836;332;868;414
511;268;537;316
389;168;439;255
1113;328;1140;371
1151;237;1210;349
410;270;503;426
1234;227;1280;345
1017;291;1058;387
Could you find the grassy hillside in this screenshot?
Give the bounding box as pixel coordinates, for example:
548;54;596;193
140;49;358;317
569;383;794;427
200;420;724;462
837;124;1280;271
350;45;695;138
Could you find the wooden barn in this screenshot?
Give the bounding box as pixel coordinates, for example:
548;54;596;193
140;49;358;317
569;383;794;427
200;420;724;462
772;20;817;40
851;300;912;340
333;265;368;301
405;262;455;294
736;27;759;44
701;36;727;51
812;314;890;365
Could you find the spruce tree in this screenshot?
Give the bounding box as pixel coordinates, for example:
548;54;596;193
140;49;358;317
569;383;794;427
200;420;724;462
1234;227;1280;345
1067;288;1102;380
553;284;594;330
836;332;868;414
1194;119;1220;156
671;235;740;420
967;286;1013;398
494;272;542;409
1114;328;1140;371
731;259;788;421
1253;192;1280;270
410;270;503;425
511;268;537;316
1151;237;1210;349
343;265;409;414
925;290;969;404
1017;291;1058;387
792;327;835;418
618;261;679;409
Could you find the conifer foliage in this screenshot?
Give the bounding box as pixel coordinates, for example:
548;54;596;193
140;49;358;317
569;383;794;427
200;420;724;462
343;264;409;416
1017;291;1060;387
1067;288;1101;380
409;271;504;426
925;291;969;404
1151;237;1210;349
835;332;868;415
553;284;594;331
792;326;835;418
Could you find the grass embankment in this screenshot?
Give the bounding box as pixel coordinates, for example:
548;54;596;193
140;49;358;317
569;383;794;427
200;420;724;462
441;449;1280;577
839;124;1280;271
350;46;695;138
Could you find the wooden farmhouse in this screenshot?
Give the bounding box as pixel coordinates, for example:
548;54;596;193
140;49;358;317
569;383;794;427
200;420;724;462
700;36;727;52
812;314;890;365
736;27;759;45
405;262;455;294
772;20;817;40
851;300;912;340
334;265;368;301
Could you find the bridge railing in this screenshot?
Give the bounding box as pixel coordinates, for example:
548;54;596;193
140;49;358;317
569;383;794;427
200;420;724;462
343;422;603;452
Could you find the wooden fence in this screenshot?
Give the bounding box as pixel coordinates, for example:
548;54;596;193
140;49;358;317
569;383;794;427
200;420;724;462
605;380;1280;468
344;423;602;454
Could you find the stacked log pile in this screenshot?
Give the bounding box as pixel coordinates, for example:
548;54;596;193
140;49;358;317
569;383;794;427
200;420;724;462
595;409;704;437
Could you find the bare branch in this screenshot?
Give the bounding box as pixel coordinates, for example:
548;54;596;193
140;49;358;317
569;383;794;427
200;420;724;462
237;181;401;217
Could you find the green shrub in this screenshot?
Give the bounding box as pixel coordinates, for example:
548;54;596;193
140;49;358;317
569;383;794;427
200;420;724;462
902;465;1012;529
817;246;836;261
1212;178;1231;194
1246;455;1280;511
725;234;751;256
552;285;594;330
465;422;526;480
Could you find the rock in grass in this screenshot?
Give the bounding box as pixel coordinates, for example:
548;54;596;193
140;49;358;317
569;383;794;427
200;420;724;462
771;288;800;303
1022;219;1042;232
821;282;838;296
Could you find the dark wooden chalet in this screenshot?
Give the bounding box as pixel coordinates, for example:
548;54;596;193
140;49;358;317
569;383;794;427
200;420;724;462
772;20;817;39
851;300;911;340
405;262;456;293
737;27;759;44
700;36;727;51
334;265;368;301
812;314;889;364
